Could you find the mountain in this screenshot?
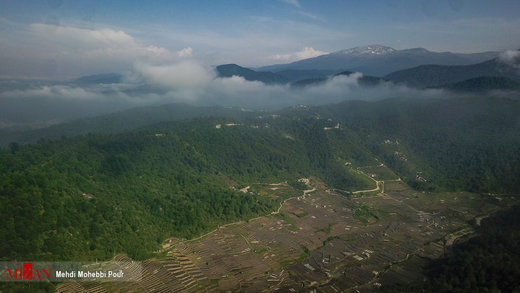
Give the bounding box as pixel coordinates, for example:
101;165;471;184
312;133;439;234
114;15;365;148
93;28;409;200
0;103;262;146
258;45;499;77
291;77;327;88
291;71;384;88
440;76;520;93
336;71;384;86
69;73;123;85
216;64;288;84
216;64;382;87
385;57;520;88
275;69;341;82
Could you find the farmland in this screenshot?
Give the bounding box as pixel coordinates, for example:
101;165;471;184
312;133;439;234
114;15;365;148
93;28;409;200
56;167;514;292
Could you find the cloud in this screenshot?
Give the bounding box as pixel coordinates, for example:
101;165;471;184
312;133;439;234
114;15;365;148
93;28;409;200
296;11;322;21
0;85;130;125
269;47;328;62
177;47;193;58
30;24;176;62
0;59;465;129
31;23;135;48
281;0;301;8
1;17;354;76
497;50;520;74
0;23;197;79
133;61;214;90
498;50;520;65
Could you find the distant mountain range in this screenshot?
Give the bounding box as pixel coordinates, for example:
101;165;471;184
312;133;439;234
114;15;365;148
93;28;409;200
257;45;498;77
70;73;124;85
274;69;341;82
62;45;511;90
385;56;520;88
70;56;520;95
13;45;515;97
439;76;520;93
215;65;386;89
291;71;384;88
216;64;288;84
215;61;520;94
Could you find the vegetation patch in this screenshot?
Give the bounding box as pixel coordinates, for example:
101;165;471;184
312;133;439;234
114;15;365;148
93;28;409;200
281;245;311;268
316;222;336;235
274;212;298;231
290;210;309;218
359;164;399;180
353;205;379;224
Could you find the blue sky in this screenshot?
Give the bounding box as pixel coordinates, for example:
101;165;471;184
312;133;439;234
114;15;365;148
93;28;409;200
1;0;519;79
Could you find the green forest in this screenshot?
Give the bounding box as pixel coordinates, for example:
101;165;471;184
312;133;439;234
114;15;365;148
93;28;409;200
425;205;520;292
1;96;519;268
0;117;373;262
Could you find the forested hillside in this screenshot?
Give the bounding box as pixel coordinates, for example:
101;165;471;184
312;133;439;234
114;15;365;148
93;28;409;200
384;58;520;88
0;103;261;147
0;117;371;262
1;96;519;264
302;97;520;193
424;205;520;292
440;76;520;93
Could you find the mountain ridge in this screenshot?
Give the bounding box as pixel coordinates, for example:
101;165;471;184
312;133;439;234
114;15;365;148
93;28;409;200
216;64;288;84
385;56;520;88
257;45;499;76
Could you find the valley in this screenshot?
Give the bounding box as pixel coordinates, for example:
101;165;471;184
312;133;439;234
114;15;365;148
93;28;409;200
2;96;520;292
2;2;520;292
55;166;514;292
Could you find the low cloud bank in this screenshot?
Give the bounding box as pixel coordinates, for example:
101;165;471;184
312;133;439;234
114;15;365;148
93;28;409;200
0;60;468;128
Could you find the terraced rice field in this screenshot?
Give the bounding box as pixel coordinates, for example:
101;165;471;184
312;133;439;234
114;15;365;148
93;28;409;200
56;170;516;292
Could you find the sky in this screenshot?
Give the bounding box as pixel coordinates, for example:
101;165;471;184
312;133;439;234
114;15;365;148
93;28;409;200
1;0;520;79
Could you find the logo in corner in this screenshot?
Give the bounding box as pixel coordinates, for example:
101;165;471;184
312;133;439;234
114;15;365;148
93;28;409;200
5;263;52;280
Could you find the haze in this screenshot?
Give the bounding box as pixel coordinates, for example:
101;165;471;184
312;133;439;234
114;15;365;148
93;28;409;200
0;0;519;128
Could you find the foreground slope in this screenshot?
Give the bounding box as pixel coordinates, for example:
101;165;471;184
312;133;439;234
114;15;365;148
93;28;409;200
2;96;519;264
0;116;374;262
1;96;520;292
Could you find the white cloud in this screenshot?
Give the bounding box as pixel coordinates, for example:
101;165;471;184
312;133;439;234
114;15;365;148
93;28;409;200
30;24;176;62
146;46;172;58
1;17;354;77
125;61;448;107
498;50;520;73
296;11;322;21
133;61;214;88
498;50;520;64
296;47;328;59
0;58;466;128
0;23;191;78
177;47;193;58
31;24;135;48
269;47;328;62
281;0;301;8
